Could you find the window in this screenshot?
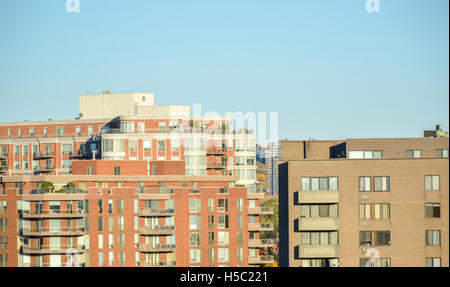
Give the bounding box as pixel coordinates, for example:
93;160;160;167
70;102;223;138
129;140;138;152
117;200;124;214
426;258;441;267
137;122;145;134
359;177;371;192
237;215;244;228
374;231;390;246
98;252;104;266
218;231;229;246
425;176;440;191
62;159;72;169
189;215;201;230
360;258;391;267
190;232;201;246
301;204;338;218
406;150;421;158
348;150;382;159
76;127;81;136
208;198;214;212
103;139;114;152
217;215;229;229
158;140;165;152
218;248;229;262
57;127;65;137
237;231;244;245
359;231;372;246
208;215;215;229
437;149;448;158
208;232;215;245
301;177;338;191
208;248;215;263
88;126;94;136
98;217;103;231
143;141;152;152
373;176;390;192
120;122;135;133
114;166;121;175
62;144;72;154
218;199;229;212
189;198;201;213
29;128;35;137
301;231;338;245
190;249;201;263
23;145;28;156
425;230;440;246
425;203;440;218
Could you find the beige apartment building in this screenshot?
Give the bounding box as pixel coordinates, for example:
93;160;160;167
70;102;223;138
279;126;449;267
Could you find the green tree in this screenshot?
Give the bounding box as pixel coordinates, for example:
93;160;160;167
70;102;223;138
40;181;55;193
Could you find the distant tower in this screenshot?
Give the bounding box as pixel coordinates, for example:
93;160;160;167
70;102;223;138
266;142;281;195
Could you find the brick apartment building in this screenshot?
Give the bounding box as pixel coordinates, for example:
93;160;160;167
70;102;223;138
279;126;449;267
0;91;274;267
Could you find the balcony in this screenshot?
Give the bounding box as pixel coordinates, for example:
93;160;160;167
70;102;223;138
0;152;8;160
138;208;175;217
139;243;176;253
140;261;176;267
248;239;277;248
248;223;274;232
248;207;273;215
296;191;339;204
247;191;265;199
206;148;227;155
22;245;86;254
297;217;339;231
22;209;87;219
135;187;174;200
33;152;55;160
0;166;7;174
22;227;86;236
296;245;340;258
34;165;55;174
69;150;86;159
139;225;176;235
206;162;227;169
248;255;275;265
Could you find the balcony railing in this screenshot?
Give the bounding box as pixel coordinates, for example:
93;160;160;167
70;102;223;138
248;255;275;265
22;226;86;236
34;165;55;173
33;152;56;160
206;148;227;155
140;261;176;267
22;209;87;218
0;166;7;174
248;239;277;248
139;243;176;252
69;150;86;159
248;223;274;231
135;187;174;195
19;188;88;195
22;244;86;254
206;162;227;169
139;225;176;234
248;207;274;215
138;208;175;217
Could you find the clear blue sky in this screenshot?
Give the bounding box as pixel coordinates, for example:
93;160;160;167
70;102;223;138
0;0;448;141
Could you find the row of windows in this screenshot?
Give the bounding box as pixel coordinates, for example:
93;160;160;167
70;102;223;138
189;198;246;213
359;230;441;246
190;231;245;246
5;126;97;138
190;247;246;264
300;175;442;192
348;149;448;159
